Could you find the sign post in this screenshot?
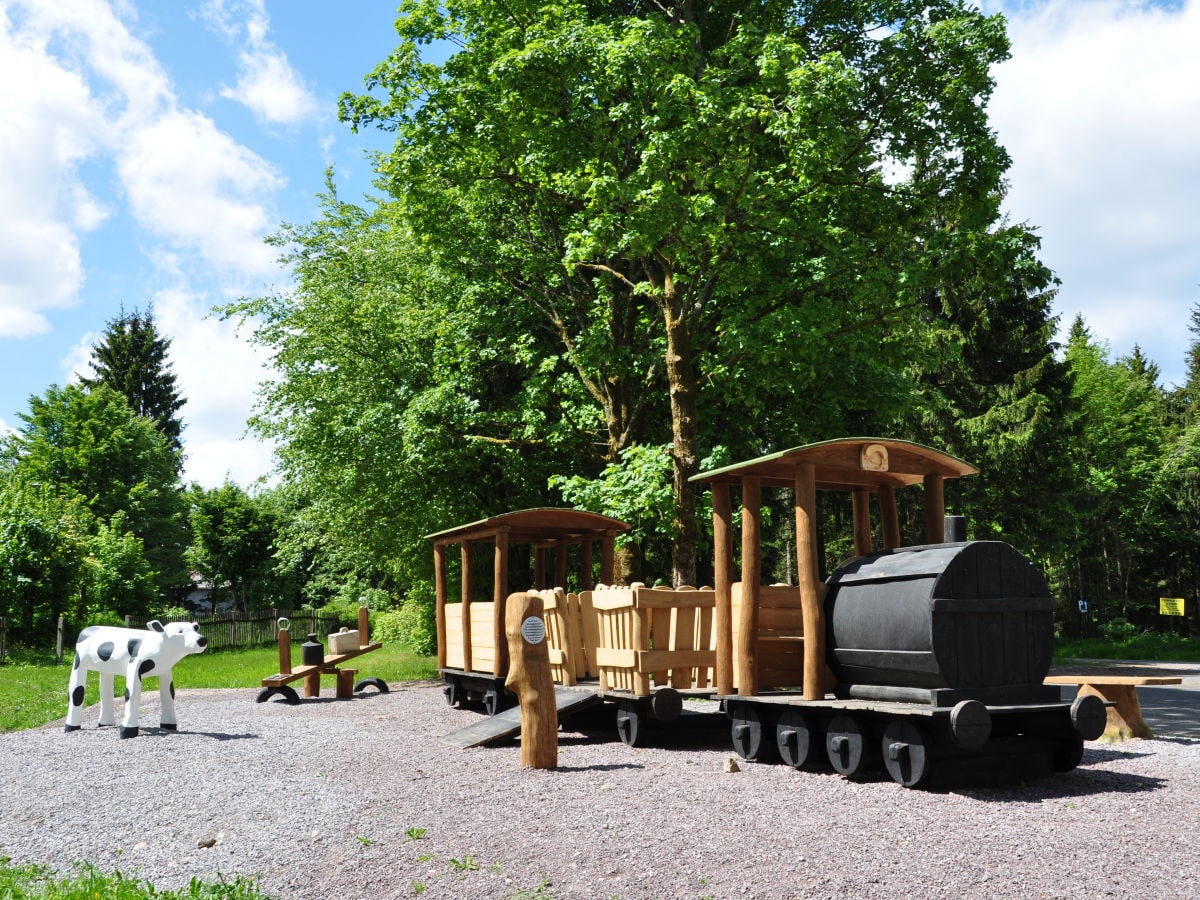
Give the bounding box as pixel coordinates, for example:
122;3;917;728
504;591;557;769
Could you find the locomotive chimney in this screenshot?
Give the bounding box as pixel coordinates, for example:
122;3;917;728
943;515;968;543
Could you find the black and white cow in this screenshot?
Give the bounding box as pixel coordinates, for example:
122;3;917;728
64;620;208;738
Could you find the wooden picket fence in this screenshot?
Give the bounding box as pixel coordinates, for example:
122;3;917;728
52;610;344;661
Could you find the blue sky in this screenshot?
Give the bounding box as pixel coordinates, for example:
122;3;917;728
1;0;1197;489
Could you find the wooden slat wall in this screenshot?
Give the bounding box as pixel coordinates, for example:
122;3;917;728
591;584;717;696
469;601;496;673
731;583;805;691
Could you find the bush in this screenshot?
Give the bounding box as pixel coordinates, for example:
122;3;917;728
374;581;436;656
1099;617;1139;642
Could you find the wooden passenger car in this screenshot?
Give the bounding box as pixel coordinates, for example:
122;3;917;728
427;508;627;713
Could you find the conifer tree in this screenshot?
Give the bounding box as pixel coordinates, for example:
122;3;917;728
82;306;186;455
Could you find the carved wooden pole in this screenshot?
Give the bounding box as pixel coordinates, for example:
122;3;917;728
738;476;762;696
795;462;825;701
851;489;873;558
504;591;557;769
434;544;447;668
461;542;473;672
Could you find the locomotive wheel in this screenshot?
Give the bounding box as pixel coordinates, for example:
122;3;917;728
1052;735;1085;773
616;704;646;747
882;720;932;788
729;703;778;763
443;681;462;708
825;712;870;777
775;709;817;769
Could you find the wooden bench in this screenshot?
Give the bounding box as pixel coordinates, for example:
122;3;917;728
1044;675;1182;742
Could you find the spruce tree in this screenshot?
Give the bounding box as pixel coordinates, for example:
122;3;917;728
82;306;186;455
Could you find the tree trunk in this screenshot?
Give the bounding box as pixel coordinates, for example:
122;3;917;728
663;278;699;588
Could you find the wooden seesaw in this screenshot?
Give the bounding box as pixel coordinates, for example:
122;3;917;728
257;604;389;704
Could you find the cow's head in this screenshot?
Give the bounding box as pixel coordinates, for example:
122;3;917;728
148;620;208;655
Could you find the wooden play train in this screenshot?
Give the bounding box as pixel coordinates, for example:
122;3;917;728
429;438;1106;788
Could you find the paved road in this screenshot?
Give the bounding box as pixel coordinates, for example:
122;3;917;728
1049;659;1200;740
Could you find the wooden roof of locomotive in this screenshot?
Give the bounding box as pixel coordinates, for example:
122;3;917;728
425;507;629;546
690;437;977;490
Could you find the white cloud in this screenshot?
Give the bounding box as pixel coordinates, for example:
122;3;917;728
151;287;277;488
0;4;108;337
117;108;284;277
988;0;1200;383
203;0;318;126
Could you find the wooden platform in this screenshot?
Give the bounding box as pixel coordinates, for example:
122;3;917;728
440;687;603;749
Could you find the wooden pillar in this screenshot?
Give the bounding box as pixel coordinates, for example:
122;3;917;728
581;539;594;590
434;543;448;668
851;489;873;558
795;463;825;701
555;544;568;590
358;603;370;646
277;621;292;675
461;542;473;673
879;484;900;550
923;474;945;544
600;534;616;584
504;591;557;769
738;477;761;696
712;482;734;696
533;546;546;589
494;529;510;677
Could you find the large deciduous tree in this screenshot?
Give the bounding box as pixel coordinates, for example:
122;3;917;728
1;384;188;602
81;306;187;456
341;0;1019;585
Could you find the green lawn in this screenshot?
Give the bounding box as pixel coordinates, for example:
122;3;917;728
0;642;437;734
0;859;268;899
1054;631;1198;663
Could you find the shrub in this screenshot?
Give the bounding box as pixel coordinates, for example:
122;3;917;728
1099;617;1139;642
373;582;436;656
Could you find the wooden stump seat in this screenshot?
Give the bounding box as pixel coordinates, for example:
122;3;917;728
1044;675;1182;742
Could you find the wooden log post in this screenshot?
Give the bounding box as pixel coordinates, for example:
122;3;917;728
434;544;448;668
851;489;873;558
879;485;901;550
494;529;510;677
581;539;594;590
712;482;734;696
738;476;762;696
358;603;370;646
795;463;825;701
504;591;557;769
461;542;473;673
277;618;292;675
600;534;616;585
923;474;945;544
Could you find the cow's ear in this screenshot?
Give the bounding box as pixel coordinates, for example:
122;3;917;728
148;620;165;633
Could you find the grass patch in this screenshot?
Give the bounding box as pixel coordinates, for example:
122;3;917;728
0;641;436;734
1055;632;1199;663
0;858;268;898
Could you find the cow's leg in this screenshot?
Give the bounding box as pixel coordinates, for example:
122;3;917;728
159;675;178;730
121;661;148;738
64;655;87;731
97;671;116;726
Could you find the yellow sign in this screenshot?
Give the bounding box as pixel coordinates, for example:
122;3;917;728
1159;597;1186;617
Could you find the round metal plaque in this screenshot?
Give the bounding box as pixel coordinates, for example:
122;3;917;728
520;615;546;645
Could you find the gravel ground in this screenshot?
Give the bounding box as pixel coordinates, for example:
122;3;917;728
2;683;1199;900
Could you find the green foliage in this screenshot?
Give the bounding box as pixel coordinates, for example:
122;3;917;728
391;584;437;657
0;382;187;615
0;859;267;898
80;306;187;456
186;483;286;614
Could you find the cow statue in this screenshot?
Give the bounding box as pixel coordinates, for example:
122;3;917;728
64;620;208;738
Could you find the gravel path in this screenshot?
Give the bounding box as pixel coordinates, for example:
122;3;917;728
2;683;1198;899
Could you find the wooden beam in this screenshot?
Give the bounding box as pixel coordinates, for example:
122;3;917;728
923;474;945;544
879;484;900;550
434;543;447;668
534;546;546;590
711;482;734;696
738;476;761;696
795;462;825;701
852;489;873;558
493;528;510;677
461;542;473;673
